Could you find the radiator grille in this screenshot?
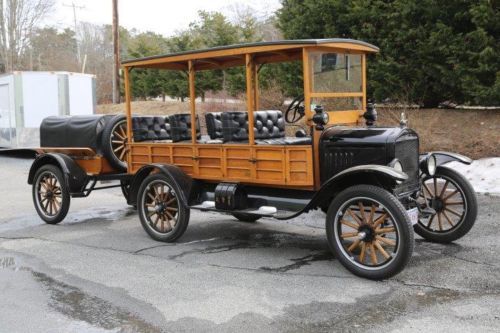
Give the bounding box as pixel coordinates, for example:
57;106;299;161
395;134;419;193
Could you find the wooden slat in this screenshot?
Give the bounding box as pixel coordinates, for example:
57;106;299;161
245;54;255;145
188;60;197;145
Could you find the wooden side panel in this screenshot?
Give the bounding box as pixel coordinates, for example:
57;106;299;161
225;147;252;180
130;145;150;173
286;147;314;185
254;147;285;183
197;146;223;178
128;143;314;188
172;146;194;175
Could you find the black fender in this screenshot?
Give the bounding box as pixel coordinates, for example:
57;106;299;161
277;165;408;219
129;164;193;207
27;153;88;194
420;151;472;166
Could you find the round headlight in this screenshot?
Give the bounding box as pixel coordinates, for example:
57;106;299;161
427;155;436;176
389;159;403;172
393;160;403;173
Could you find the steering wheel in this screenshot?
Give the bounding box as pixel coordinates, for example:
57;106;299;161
285;95;305;123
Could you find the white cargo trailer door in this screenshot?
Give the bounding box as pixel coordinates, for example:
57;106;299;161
0;81;13;147
22;72;59;127
68;74;95;115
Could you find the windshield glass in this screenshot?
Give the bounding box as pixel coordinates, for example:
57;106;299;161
310;53;362;93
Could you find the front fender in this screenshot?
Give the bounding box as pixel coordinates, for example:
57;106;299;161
27;153;87;193
420;151;472;166
129;164;193;207
276;165;407;220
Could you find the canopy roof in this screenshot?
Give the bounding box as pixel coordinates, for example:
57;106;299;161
122;38;379;71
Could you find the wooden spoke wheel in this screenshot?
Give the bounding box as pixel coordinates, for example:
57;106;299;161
32;165;70;224
138;174;190;242
110;120;128;164
326;185;413;280
101;115;128;172
414;167;477;243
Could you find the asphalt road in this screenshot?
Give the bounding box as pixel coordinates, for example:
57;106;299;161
0;155;499;332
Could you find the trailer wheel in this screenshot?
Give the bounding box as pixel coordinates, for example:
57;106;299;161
137;173;190;242
32;164;70;224
326;185;414;280
102;115;128;172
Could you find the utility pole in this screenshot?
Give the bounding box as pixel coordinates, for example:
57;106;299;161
112;0;120;104
63;2;85;64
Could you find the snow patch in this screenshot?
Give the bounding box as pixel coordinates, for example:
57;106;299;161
446;158;500;195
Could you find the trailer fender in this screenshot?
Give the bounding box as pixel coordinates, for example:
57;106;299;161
420;151;473;166
27;153;87;193
129;164;193;207
293;165;408;217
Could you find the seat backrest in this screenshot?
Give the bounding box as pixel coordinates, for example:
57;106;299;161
222;111;249;142
132;116;171;142
169;113;201;142
205;112;223;139
254;110;285;139
221;110;285;142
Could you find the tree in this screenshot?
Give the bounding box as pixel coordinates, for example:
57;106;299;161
0;0;54;72
277;0;500;106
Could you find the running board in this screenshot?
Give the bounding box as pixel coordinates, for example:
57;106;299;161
189;201;301;220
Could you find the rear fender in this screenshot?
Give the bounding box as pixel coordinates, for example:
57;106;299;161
129;164;193;207
27;153;87;193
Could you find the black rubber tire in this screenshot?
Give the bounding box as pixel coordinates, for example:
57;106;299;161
137;173;190;242
101;114;127;172
326;185;414;280
232;213;260;223
414;166;477;243
32;164;70;224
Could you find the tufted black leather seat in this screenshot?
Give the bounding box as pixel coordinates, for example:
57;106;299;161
169;113;201;142
132;116;171;142
221;110;311;145
205;112;223;139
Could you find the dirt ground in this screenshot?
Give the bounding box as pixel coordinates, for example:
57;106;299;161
97;101;500;159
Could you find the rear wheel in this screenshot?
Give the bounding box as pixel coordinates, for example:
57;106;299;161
414;166;477;243
102;115;128;172
232;212;260;223
326;185;414;280
32;165;70;224
137;173;190;242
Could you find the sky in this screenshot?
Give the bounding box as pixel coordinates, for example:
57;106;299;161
47;0;282;36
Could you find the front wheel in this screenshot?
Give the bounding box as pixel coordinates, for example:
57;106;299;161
32;165;70;224
326;185;414;280
137;173;190;242
414;166;477;243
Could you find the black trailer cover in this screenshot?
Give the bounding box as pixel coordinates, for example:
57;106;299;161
40;115;114;153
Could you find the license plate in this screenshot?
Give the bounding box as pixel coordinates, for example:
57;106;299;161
406;207;419;225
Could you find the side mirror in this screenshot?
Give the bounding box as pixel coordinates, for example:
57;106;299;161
363;100;377;126
312;105;329;130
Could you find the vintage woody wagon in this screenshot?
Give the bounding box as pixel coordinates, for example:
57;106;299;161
28;39;478;279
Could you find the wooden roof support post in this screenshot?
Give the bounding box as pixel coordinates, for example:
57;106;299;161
253;62;260;111
124;67;132;145
361;53;367;112
245;54;255;145
303;48;320;189
188;60;197;144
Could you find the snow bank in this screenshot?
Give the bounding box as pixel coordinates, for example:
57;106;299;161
446;158;500;195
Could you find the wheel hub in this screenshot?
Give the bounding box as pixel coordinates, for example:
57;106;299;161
358;225;375;242
430;197;445;212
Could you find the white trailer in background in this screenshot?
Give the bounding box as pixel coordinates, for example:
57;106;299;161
0;71;96;148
